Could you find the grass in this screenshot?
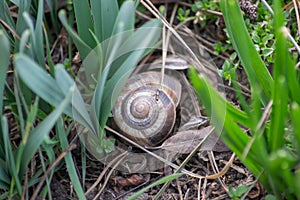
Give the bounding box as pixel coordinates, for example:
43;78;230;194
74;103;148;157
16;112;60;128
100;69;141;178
190;0;300;198
0;0;299;199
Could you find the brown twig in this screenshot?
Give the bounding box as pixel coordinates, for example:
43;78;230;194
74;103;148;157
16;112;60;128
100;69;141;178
30;143;77;200
85;151;128;196
92;152;127;200
0;18;30;49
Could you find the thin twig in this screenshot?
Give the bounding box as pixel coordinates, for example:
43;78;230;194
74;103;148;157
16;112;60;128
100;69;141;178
153;127;216;199
141;0;207;71
92;152;127;200
30;143;77;200
292;0;300;37
208;151;228;192
85;151;128;195
0;18;30;49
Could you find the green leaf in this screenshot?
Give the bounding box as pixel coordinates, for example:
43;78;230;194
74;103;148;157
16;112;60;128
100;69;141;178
235;185;249;197
0;0;15;36
189;68;268;183
291;103;300;152
90;0;118;43
112;1;134;35
59;10;92;59
0;30;10;150
95;20;162;127
19;86;73;176
0;30;9;118
72;0;95;48
220;0;273;105
128;174;182;200
54;64;97;134
33;0;45;66
0;159;9;184
14;54;73;116
268;0;289;151
2;116;22;195
15;0;31;52
57;119;86;200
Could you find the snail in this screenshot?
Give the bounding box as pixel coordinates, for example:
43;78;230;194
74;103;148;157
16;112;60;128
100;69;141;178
112;71;182;147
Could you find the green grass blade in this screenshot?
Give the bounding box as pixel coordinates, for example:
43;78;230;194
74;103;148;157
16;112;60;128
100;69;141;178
45;0;59;33
59;10;92;59
128;173;182;200
112;1;134;35
19;86;73;176
98;0;135;78
90;0;118;43
55;64;96;134
0;30;10;151
32;0;45;67
95;21;162;127
19;29;30;54
15;0;31;52
220;0;273;105
14;54;72;116
0;181;9;190
0;0;15;31
268;0;289;151
0;159;10;184
72;0;94;48
0;30;10;120
189;68;268;183
57;119;86;200
291;103;300;157
44;25;55;75
2;116;22;195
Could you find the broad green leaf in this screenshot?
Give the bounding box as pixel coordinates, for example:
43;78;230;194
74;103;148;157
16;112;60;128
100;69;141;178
90;0;118;43
220;0;273;105
57;119;86;200
19;86;73;176
72;0;94;48
14;54;73;116
59;10;92;59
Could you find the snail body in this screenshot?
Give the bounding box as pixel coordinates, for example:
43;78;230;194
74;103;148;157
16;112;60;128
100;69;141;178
112;71;181;147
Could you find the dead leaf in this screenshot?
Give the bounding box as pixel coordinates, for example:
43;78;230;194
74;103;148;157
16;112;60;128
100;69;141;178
115;174;145;187
156;126;229;153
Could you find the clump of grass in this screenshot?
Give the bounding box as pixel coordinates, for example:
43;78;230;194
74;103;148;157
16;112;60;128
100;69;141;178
190;0;300;198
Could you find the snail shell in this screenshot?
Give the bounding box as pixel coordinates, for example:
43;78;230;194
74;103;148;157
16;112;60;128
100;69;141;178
112;71;181;147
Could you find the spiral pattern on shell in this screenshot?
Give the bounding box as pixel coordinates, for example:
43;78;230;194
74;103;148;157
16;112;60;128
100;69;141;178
112;71;181;147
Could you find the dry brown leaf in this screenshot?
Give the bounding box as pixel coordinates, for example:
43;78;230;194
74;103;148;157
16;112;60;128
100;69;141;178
157;126;229;153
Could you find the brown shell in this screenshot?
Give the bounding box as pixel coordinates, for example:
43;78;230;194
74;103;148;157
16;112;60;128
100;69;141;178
112;71;181;147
